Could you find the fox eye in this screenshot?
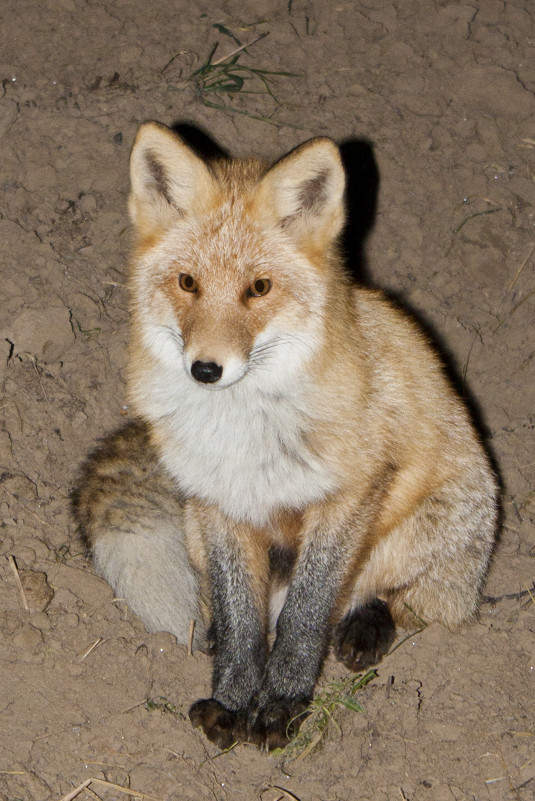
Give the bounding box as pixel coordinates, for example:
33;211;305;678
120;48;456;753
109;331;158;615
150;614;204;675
178;273;198;293
248;278;272;297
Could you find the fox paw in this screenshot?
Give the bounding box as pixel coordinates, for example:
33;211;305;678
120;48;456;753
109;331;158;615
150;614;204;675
334;598;396;670
248;699;309;751
189;698;246;750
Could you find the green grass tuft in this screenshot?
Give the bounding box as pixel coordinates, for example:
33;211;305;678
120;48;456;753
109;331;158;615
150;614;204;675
276;669;378;760
185;32;300;124
144;696;182;717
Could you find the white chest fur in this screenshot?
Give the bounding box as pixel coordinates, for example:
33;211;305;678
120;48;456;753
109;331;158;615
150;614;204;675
154;375;336;527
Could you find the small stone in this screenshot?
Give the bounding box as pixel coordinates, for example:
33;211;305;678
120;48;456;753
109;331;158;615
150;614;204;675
3;307;75;363
20;570;55;612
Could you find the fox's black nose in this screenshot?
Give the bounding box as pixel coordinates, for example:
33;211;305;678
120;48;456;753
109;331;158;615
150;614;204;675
191;360;223;384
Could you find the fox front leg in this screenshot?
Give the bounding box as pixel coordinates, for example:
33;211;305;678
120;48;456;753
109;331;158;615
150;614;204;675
248;515;354;750
188;523;269;749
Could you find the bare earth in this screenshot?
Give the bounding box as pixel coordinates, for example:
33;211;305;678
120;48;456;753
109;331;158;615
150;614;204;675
1;1;534;799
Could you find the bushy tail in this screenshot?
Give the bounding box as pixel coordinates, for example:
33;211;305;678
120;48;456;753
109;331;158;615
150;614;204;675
71;421;206;649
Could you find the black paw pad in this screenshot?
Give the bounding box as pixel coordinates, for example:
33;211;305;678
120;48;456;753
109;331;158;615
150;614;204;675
248;699;309;750
189;698;246;750
334;598;396;670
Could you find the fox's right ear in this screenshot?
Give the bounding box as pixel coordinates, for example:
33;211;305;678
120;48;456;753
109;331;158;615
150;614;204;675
128;122;218;239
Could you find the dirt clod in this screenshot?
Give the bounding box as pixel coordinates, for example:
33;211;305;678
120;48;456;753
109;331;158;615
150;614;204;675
20;570;55;613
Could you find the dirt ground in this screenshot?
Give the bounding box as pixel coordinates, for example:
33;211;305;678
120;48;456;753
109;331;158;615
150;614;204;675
1;1;534;799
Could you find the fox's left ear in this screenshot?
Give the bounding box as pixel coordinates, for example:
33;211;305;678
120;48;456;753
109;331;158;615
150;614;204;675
255;138;345;249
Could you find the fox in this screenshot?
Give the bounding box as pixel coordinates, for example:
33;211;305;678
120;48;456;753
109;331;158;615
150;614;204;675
71;122;498;750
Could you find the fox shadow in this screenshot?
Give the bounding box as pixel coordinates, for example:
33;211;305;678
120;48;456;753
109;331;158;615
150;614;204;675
338;136;499;485
171;122;501;492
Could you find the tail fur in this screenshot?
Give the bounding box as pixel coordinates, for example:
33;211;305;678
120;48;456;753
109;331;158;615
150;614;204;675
71;421;206;649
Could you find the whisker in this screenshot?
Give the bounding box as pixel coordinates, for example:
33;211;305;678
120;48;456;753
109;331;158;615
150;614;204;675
250;334;315;361
144;324;184;357
159;325;184;348
248;334;317;375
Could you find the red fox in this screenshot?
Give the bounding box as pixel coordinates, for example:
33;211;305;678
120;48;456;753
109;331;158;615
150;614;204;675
72;123;498;750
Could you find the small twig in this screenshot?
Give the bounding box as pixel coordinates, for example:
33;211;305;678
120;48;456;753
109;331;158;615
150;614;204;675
506;242;535;294
494;242;535;322
119;699;148;714
509;287;535;317
188;618;195;656
209;32;268;67
7;555;29;611
77;636;104;662
387;628;425;656
160;50;191;76
453;207;502;236
211;739;239;757
261;786;302;801
90;778;163;801
58;778;163;801
482;582;535;604
29;353;49;403
292;730;324;762
58;779;92;801
445;206;502;256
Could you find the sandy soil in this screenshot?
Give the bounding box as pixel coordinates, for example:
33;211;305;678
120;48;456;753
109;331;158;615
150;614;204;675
1;1;534;799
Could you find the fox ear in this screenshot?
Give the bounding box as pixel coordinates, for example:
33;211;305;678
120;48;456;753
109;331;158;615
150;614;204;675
128;122;218;238
256;138;345;249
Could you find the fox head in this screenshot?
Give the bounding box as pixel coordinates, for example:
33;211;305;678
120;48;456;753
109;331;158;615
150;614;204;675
128;123;346;395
